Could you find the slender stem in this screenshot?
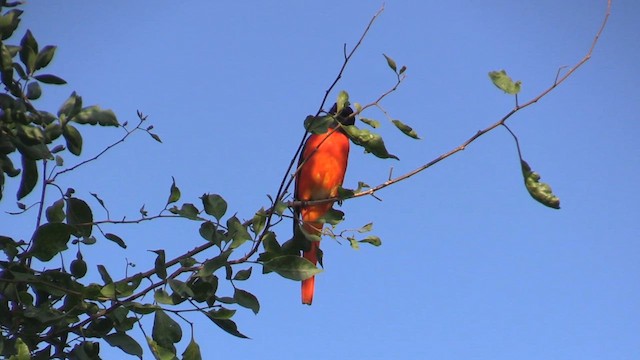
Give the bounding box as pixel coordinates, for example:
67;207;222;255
51;113;147;182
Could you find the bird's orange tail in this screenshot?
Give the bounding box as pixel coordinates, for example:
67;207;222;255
301;241;319;305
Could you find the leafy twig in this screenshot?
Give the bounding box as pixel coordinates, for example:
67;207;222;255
50;111;151;182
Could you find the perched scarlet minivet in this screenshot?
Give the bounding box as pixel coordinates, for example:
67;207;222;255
294;103;354;305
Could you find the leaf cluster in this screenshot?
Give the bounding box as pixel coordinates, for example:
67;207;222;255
0;6;119;203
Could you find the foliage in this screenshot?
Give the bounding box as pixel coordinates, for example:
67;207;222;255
0;1;609;359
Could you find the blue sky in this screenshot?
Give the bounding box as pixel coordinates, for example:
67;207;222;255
2;1;639;359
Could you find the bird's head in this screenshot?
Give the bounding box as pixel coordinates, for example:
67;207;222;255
329;103;355;127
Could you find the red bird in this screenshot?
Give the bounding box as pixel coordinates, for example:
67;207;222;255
295;104;354;305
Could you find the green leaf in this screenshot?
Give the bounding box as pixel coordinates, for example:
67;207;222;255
168;279;194;298
391;119;420;139
207;307;236;320
81;236;97;245
63;124;83;155
234;288;260;315
0;9;23;40
358;222;374;233
274;200;287;216
140;204;148;217
146;337;177;360
12;62;27;80
488;69;521;95
359;235;382;246
105;233;126;248
19;30;37;74
44;123;63;142
152;249;167;280
74;106;119;126
70;341;100;359
263;255;322;281
113;275;142;298
154;289;174;305
198;250;232;277
200;193;226;220
13;137;53;160
29;223;72;261
16;155;37;200
198;221;217;242
383;53;397;72
33;73;66;85
166;177;180;205
169;203;200;220
127;302;159;315
207;317;249;339
12;338;30;360
25;81;41;100
0;235;18;259
181;337;202;360
58;91;82;119
35;45;56;70
233;267;252;281
179;256;197;267
521;160;560;209
0;46;13;88
0;150;18;171
0;43;12;70
17;125;45;145
336;90;349;115
97;264;113;284
303;115;333;134
152;310;182;352
261;231;280;253
104;332;143;359
84;317;114;338
227;216;252;249
251;208;267;234
66;197;93;237
343;125;399;160
320;208;344;226
188;276;216;302
45;198;65;223
17;124;45;145
149;132;162;143
349;236;360;250
360;117;380;128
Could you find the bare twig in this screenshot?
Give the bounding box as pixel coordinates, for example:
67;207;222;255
50;112;150;182
317;5;385;115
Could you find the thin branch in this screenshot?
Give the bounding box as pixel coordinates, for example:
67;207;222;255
317;5;385;115
502;124;523;161
299;0;612;204
50;112;149;182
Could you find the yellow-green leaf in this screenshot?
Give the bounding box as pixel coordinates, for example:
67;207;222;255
181;337;202;360
343;125;399;160
521;160;560;209
488;69;521;95
336;90;349;114
263;255;322;281
383;53;397;72
392;119;420;139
